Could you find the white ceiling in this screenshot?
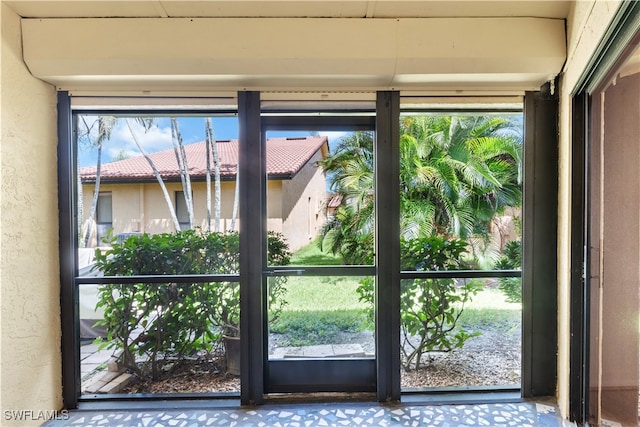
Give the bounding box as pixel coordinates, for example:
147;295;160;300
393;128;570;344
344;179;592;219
5;1;572;19
9;1;571;94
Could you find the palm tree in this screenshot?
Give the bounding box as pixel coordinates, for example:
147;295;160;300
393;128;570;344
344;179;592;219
319;115;522;263
318;132;375;264
400;115;522;238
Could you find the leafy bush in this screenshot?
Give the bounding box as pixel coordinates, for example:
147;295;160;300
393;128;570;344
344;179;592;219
357;236;481;371
495;240;522;303
94;229;290;380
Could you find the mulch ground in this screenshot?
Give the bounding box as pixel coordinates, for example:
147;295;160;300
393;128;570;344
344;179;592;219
121;325;520;394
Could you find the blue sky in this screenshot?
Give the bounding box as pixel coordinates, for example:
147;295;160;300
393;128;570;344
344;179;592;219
77;116;348;168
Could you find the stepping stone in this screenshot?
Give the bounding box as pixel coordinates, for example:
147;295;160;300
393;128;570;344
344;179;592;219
99;373;133;394
276;344;366;358
301;345;334;358
331;344;365;357
83;371;122;393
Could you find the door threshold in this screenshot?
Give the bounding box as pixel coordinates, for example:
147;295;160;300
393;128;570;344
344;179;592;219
264;392;378;405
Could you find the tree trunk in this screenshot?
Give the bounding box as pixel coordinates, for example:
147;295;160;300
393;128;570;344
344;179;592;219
230;173;239;232
83;135;102;247
77;166;84;245
126;119;182;231
205;118;213;231
206;118;221;232
170;118;194;228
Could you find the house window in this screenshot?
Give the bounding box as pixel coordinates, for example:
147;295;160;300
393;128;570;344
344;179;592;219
96;192;112;245
175;191;190;230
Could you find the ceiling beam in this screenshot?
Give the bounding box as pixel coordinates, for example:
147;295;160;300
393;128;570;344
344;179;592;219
22;17;566;93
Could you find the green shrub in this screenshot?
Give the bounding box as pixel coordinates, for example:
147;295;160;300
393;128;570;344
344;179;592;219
94;229;290;380
357;236;481;371
495;240;522;303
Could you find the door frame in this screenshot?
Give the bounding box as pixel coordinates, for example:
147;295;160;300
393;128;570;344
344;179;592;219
569;2;640;423
239;92;401;403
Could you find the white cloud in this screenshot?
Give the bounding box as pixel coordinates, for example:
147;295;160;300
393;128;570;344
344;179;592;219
106;119;173;160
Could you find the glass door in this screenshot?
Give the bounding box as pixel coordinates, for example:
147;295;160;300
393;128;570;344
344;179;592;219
261;113;378;393
587;41;640;426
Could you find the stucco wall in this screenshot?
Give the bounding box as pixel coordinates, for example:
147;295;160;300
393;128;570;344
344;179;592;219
0;3;61;423
281;150;327;251
82;179;303;245
556;0;622;417
82;180;241;241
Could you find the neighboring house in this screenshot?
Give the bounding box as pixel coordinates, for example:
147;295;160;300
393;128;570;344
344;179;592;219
79;136;329;251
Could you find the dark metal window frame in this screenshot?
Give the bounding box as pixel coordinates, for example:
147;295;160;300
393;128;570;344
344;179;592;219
258;102;381;399
522;81;559;398
60;106;243;408
569;2;640;423
58;91;550;409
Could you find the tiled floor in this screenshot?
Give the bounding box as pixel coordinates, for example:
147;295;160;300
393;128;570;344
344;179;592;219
73;343;572;426
44;401;573;426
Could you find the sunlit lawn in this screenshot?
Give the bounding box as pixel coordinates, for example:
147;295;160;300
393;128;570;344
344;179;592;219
458;287;521;332
289;238;343;266
271;241;369;345
272;241;521;345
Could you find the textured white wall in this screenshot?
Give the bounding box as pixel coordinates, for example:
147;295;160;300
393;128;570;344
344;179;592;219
0;3;61;423
556;0;623;418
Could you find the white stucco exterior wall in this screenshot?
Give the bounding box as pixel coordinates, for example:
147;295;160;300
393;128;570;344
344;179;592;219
0;3;62;423
281;150;327;251
556;0;622;418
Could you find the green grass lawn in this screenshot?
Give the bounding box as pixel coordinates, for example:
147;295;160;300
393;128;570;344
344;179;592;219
269;275;371;346
272;241;521;346
290;238;343;266
270;241;370;345
275;275;365;311
458;287;521;332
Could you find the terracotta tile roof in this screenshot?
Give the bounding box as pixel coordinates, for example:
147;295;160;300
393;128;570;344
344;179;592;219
80;136;328;182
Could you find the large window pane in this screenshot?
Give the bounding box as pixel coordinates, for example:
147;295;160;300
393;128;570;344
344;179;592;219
79;281;241;395
398;114;523;270
588;42;640;426
76;112;242;396
76;114;240;275
267;275;375;360
400;277;521;389
398;113;523;391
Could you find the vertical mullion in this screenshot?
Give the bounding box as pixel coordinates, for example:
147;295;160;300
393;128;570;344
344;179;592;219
523;82;558;398
58;91;80;408
238;91;264;405
375;91;401;401
569;92;588;423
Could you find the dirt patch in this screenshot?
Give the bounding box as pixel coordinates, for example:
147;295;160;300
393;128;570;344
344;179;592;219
401;328;521;389
123;358;240;394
